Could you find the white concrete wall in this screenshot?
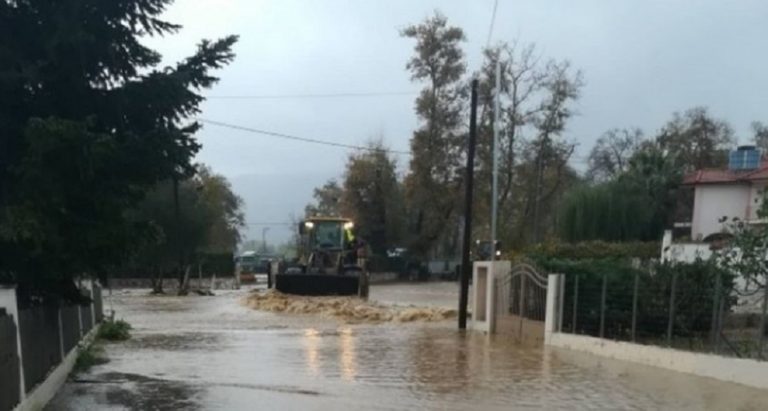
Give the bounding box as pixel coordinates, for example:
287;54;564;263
691;184;750;240
661;242;712;263
0;286;25;399
547;332;768;390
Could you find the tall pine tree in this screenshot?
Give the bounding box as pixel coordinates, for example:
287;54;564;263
0;0;237;302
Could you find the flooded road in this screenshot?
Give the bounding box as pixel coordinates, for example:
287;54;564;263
49;282;768;410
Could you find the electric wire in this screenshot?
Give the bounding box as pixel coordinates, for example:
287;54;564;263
197;118;411;156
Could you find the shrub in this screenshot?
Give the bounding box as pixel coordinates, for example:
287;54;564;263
525;240;660;260
97;319;132;341
74;344;108;373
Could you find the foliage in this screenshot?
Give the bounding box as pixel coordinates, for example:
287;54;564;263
74;343;108;373
305;180;343;217
340;141;405;255
525;240;660;260
752;121;768;152
656;107;734;172
559;141;681;243
0;0;237;301
715;191;768;290
586;128;643;181
97;319;133;341
196;166;245;254
400;12;467;257
125;167;244;288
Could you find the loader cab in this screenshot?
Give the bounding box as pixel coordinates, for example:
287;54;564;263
278;216;366;296
299;218;354;252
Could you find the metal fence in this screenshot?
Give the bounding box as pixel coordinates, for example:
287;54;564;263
18;306;63;391
0;281;105;411
60;305;81;354
561;268;768;360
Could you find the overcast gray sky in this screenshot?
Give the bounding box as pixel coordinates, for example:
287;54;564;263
148;0;768;245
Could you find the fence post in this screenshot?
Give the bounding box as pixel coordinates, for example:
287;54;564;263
57;308;65;360
572;275;579;333
600;273;607;339
519;274;526;340
710;269;722;352
631;271;639;342
667;270;678;347
759;281;768;359
557;274;565;332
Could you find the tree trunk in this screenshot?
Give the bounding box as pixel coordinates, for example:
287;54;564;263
178;265;191;296
151;267;164;294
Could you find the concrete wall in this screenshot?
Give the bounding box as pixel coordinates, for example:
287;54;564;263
660;231;712;263
543;272;768;390
691;184;750;240
546;332;768;390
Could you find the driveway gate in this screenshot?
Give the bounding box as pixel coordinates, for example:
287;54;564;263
495;263;548;344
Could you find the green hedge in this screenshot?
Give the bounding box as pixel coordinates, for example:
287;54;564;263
524;240;660;260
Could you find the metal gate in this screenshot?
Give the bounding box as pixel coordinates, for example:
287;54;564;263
495;263;548;344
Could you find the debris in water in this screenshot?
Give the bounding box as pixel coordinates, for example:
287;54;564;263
242;289;456;323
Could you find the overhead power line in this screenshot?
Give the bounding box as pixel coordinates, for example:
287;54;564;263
205;91;418;100
486;0;500;48
198;118;411;156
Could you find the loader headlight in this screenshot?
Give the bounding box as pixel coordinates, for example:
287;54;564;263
343;221;354;230
304;221;315;229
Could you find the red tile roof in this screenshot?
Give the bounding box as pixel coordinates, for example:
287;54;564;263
683;163;768;185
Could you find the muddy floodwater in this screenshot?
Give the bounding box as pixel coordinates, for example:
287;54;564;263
49;282;768;410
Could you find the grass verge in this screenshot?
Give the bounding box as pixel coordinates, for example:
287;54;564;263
74;319;133;373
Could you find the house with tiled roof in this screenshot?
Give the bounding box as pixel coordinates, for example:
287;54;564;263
662;145;765;262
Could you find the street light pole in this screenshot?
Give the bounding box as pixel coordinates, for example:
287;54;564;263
261;227;270;252
491;56;500;257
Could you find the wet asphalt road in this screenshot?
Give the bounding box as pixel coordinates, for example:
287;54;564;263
48;282;768;410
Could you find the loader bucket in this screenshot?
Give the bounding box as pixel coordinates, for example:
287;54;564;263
275;274;360;296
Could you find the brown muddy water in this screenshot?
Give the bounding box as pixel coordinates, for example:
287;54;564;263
48;283;768;410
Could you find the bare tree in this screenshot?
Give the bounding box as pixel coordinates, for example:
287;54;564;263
587;128;644;181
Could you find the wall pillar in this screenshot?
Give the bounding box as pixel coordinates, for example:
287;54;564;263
470;260;511;333
0;285;26;400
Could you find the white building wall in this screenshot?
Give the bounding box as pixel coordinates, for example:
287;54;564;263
691;184;750;240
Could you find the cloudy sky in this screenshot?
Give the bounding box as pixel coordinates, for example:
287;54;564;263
147;0;768;244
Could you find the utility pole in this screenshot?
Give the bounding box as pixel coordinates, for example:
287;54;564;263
491;56;501;257
459;79;479;330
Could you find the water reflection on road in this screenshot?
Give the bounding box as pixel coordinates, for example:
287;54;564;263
49;284;768;410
